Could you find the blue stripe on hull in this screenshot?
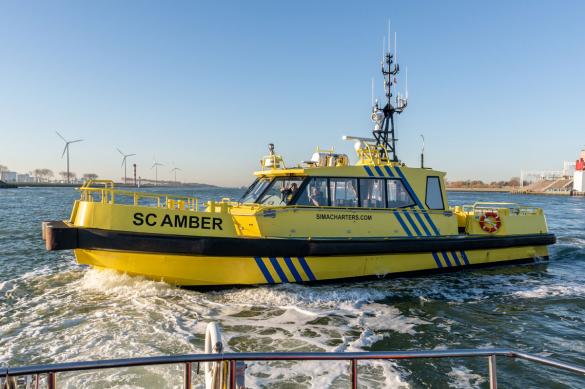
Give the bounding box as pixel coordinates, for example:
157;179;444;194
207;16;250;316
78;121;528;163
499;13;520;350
257;250;470;284
440;252;452;267
284;257;303;282
269;257;289;283
393;211;413;237
297;257;316;281
402;211;422;236
460;251;470;265
450;251;462;266
255;257;275;284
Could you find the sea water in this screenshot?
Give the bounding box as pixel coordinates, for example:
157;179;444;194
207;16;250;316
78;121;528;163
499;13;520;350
1;187;584;388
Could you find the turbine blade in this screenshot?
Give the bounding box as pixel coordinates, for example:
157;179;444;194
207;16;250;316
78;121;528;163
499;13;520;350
116;147;124;155
121;156;126;167
70;139;83;144
127;153;136;157
61;145;68;158
55;131;67;142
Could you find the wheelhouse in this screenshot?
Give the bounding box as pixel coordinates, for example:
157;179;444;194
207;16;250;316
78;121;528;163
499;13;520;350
239;173;446;211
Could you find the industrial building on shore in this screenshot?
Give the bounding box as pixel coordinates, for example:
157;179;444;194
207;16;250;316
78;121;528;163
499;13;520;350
518;149;585;196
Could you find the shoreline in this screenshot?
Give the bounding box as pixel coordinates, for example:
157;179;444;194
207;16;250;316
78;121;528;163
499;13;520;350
446;188;511;193
2;182;228;189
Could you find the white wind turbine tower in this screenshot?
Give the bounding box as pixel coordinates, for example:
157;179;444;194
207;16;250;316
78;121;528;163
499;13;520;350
151;158;164;186
170;166;182;184
116;148;136;185
56;131;83;183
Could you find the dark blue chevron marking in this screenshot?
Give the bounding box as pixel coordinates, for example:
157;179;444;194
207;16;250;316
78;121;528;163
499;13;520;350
284;257;303;282
450;251;462;266
384;166;395;177
440;251;452;267
460;251;470;265
269;257;289;283
393;211;413;237
297;257;316;281
254;257;275;284
402;211;422;236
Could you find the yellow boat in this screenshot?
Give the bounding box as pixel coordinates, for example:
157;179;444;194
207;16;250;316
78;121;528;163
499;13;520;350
42;45;555;287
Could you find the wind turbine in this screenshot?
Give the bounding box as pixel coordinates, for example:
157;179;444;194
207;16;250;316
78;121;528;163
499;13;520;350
151;158;164;186
170;166;182;184
116;148;136;185
56;131;83;183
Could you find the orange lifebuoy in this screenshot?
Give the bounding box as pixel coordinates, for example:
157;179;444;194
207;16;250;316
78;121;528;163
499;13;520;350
479;212;501;233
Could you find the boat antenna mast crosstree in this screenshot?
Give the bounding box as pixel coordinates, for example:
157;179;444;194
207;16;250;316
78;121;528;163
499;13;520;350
371;28;408;162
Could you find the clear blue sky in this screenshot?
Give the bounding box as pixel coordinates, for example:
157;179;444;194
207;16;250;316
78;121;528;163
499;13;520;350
1;1;584;186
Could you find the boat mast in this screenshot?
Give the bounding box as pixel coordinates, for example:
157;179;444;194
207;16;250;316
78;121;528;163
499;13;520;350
371;30;407;162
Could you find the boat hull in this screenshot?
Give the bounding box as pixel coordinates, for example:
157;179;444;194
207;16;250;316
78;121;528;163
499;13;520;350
75;245;549;286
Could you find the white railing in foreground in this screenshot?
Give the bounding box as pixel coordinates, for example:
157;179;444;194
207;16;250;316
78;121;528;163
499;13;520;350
3;348;585;389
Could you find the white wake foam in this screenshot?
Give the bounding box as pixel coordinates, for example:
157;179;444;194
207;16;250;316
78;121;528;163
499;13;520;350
2;268;423;387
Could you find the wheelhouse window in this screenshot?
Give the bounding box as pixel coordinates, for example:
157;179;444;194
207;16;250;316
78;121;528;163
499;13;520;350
425;176;444;210
295;177;328;206
387;179;415;208
240;177;271;204
330;178;358;207
359;178;385;208
257;177;304;206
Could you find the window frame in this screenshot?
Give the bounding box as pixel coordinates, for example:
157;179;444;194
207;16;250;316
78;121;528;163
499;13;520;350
239;177;260;202
240;177;274;204
358;177;387;209
386;177;417;209
328;177;360;208
291;176;328;206
256;176;306;206
425;175;445;210
250;175;426;210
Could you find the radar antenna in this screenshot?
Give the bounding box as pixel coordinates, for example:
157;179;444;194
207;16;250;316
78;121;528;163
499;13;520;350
371;27;407;162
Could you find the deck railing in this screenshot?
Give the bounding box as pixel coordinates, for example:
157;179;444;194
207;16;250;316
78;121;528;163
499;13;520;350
455;202;543;216
3;348;585;389
78;180;203;211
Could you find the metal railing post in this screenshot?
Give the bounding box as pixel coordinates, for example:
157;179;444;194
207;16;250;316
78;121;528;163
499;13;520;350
229;360;236;389
184;362;191;389
351;359;358;389
48;371;56;389
488;355;497;389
